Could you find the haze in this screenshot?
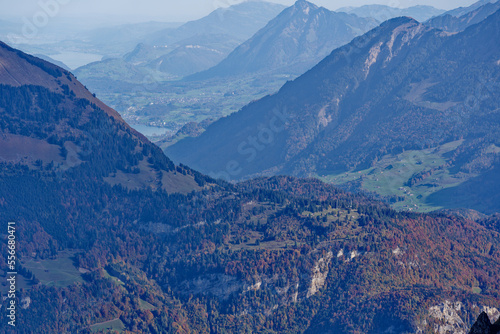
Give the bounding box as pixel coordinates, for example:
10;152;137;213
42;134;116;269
0;0;480;23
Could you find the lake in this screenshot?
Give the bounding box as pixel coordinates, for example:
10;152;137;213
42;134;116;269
49;51;103;70
130;124;174;137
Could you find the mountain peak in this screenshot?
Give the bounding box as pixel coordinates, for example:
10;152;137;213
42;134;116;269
186;1;377;80
375;16;424;39
292;0;319;14
383;15;420;28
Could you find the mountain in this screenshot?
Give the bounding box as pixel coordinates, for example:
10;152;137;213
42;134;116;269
188;0;378;80
75;34;243;85
336;4;445;22
426;0;500;32
139;1;287;74
74;1;286;84
144;33;241;76
166;11;500;214
146;1;287;46
0;41;204;194
2;41;500;334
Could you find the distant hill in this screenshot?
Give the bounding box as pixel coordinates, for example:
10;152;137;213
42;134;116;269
188;0;378;80
336;4;445;22
144;33;242;76
167;11;500;214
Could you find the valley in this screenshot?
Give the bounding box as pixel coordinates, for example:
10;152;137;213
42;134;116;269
0;0;498;333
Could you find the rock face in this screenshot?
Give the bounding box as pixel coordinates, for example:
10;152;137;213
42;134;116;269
425;301;500;334
429;301;467;334
306;251;333;297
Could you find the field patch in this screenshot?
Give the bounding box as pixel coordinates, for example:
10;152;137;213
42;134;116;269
20;250;84;288
0;134;62;165
90;318;125;333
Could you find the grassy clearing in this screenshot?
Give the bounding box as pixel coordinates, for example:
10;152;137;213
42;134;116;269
302;207;360;225
229;238;298;251
139;298;155;311
228;228;299;251
90;318;125;333
321;140;471;212
102;269;125;286
104;159;200;194
20;250;84;288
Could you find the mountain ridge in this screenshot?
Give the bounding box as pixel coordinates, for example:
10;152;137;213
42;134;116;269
0;41;124;124
75;1;286;81
0;41;209;194
426;0;500;32
167;11;500;213
187;0;378;80
336;4;445;22
144;1;287;47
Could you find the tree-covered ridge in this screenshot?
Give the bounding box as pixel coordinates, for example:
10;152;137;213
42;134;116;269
0;42;64;78
0;83;214;193
1;168;500;332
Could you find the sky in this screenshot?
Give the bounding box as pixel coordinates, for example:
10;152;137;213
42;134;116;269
0;0;480;23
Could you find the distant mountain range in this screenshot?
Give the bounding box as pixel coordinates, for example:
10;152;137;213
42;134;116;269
426;0;500;32
443;0;499;17
75;1;286;80
167;9;500;214
336;4;445;22
145;1;287;46
188;0;378;80
73;0;382;134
